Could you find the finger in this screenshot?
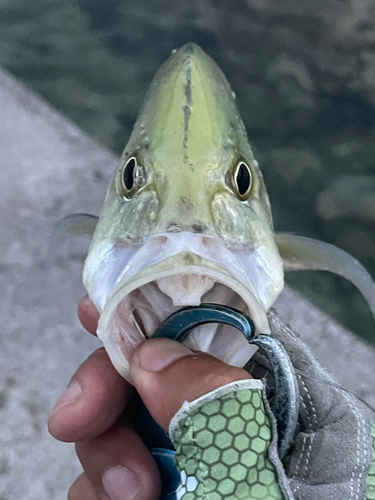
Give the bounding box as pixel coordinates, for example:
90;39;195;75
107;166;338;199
48;348;132;442
78;296;100;336
76;422;161;500
68;473;98;500
130;338;252;431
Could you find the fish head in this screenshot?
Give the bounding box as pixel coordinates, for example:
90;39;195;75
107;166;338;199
83;43;284;382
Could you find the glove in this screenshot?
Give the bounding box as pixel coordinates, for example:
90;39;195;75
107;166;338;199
167;309;375;500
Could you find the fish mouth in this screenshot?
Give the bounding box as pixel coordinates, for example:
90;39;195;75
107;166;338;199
87;232;283;383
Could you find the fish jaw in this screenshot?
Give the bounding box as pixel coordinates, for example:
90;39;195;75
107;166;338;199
83;232;283;382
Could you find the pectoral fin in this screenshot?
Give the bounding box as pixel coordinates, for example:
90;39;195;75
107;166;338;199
275;232;375;322
49;213;99;262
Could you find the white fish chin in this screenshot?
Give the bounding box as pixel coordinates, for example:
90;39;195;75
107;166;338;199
84;232;284;383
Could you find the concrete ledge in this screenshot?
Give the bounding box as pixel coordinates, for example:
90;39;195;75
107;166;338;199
0;67;374;500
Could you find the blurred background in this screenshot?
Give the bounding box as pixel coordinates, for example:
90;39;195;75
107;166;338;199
1;0;374;344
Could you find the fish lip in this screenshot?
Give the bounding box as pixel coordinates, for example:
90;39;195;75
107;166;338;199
85;232;282;312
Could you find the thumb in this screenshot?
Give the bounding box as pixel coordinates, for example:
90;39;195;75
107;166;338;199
130;338;252;432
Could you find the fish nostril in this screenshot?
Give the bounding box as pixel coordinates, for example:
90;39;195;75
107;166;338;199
156;236;168;245
191;223;207;233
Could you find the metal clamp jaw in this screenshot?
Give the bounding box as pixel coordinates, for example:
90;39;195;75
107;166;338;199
134;303;299;499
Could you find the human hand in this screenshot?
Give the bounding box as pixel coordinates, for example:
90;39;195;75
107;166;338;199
48;297;258;500
49;298;375;500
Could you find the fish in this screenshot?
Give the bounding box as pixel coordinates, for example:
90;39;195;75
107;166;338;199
54;43;375;383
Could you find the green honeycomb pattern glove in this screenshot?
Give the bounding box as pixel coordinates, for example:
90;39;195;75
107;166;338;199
169;380;290;500
167;312;375;500
367;424;375;499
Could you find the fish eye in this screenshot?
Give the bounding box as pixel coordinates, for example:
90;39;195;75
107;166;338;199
121;156;146;199
232;160;253;201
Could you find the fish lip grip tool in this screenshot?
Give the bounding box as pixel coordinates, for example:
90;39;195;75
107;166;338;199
135;304;299;499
